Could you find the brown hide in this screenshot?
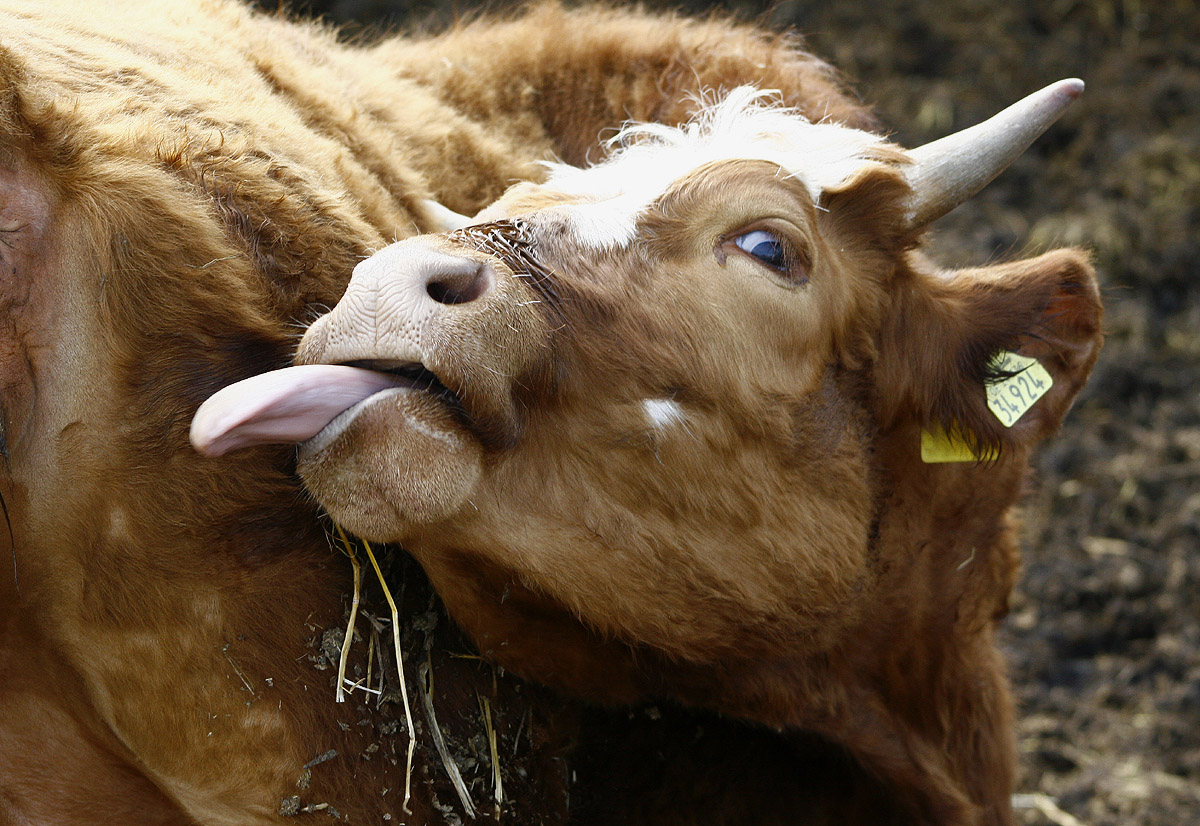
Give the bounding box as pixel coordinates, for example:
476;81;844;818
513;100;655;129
293;102;1103;824
0;2;884;824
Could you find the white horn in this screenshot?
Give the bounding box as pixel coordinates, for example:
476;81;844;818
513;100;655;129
905;78;1084;229
419;199;472;232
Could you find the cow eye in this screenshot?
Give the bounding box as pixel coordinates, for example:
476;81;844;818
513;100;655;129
716;225;809;286
733;230;788;270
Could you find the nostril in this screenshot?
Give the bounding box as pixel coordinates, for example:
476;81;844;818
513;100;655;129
426;263;491;306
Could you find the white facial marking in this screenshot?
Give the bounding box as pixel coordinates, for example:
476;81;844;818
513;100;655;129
537;86;892;251
550;200;641;250
643;398;686;431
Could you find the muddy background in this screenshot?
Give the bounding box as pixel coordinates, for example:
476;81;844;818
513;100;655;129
274;1;1199;823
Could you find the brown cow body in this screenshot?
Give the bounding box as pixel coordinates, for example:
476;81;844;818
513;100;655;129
0;3;893;824
197;92;1104;824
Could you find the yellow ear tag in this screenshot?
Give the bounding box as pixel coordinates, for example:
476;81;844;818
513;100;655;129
920;352;1053;463
921;423;979;463
985;351;1053;428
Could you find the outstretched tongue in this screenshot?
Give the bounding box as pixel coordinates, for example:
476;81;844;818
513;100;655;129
190;364;406;457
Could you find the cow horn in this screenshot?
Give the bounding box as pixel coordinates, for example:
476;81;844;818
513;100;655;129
905;78;1084;229
420;199;472;232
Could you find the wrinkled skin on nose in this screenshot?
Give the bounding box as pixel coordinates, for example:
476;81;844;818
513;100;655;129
301;241;498;368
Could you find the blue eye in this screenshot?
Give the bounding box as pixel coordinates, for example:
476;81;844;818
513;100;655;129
734;230;788;271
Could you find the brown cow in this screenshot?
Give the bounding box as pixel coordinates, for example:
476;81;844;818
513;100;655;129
0;2;898;824
195;87;1104;824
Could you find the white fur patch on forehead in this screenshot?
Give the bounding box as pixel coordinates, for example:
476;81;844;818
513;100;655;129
539;86;892;250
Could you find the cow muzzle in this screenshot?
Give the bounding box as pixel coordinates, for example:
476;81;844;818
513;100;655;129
297;235;551;444
189;234;552;537
291;235;551;536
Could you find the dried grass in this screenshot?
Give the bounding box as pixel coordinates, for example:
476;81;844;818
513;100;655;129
419;655;477;818
329;526;515;820
1012;793;1087;826
479;693;504;811
360;537;417;815
332;527;361;705
332;527;418;816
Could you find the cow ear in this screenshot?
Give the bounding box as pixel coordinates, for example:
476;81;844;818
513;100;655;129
874;247;1102;459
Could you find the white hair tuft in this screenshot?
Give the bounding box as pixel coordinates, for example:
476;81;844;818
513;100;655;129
543;86;890;203
533;86;893;250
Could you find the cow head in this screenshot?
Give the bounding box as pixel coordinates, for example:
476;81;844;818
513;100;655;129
196;80;1100;674
193;82;1103;820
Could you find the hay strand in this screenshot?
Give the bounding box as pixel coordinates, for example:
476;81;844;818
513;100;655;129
221;644;257;699
479;693;504;810
419;655;477;819
333;526;362;704
360;537;416;815
1011;794;1086;826
365;624;374;697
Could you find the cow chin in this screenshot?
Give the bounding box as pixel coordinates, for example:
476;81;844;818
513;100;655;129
297;388;482;539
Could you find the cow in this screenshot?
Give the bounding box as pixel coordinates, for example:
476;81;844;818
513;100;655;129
0;1;914;824
193;86;1104;825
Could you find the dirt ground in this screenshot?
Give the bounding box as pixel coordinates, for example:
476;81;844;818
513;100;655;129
283;1;1200;823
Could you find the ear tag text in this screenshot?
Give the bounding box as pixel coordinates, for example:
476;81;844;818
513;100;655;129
986;351;1053;427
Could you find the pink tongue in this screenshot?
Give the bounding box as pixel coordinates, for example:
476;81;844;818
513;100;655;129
190;364;406;457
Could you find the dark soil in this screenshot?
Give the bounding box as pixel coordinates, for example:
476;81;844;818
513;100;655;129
282;1;1200;823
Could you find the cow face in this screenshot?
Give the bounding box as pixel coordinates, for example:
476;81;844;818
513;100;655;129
294;156;886;669
190;85;1101;822
190;89;1102;702
193;88;1101;716
254;101;924;684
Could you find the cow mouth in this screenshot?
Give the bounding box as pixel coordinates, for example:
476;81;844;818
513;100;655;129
300;358;473;454
341;359;463;412
188;357;476;459
296;355;490;534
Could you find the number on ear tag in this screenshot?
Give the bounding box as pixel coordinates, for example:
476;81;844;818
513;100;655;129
985;351;1053;428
